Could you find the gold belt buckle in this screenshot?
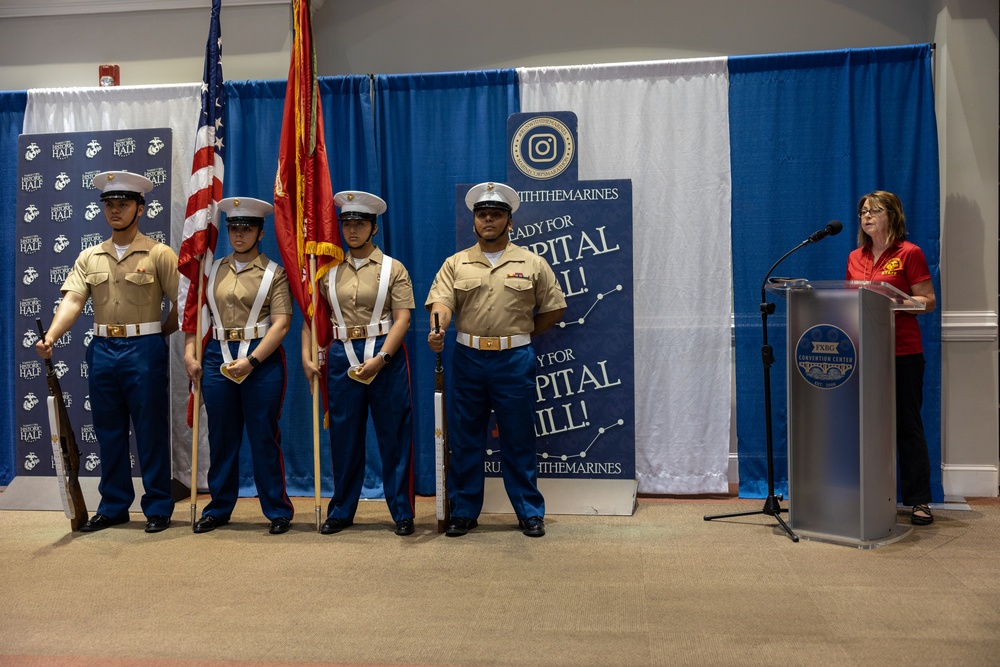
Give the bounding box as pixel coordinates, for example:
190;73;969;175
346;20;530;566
480;336;500;350
108;325;125;338
227;329;244;341
349;326;366;340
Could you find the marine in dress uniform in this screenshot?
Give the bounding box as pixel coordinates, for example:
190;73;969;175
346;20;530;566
426;182;566;538
36;170;179;533
184;197;295;535
301;191;416;536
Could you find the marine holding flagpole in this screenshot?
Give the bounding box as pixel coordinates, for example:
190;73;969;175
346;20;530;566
301;191;417;536
184;197;295;535
272;0;342;531
426;182;566;538
35;171;179;534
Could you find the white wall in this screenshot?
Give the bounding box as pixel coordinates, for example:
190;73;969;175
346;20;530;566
932;1;999;498
1;0;995;497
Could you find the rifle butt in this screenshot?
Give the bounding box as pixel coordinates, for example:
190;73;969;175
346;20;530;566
434;387;450;532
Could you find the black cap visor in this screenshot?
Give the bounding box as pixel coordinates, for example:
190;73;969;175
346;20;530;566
473;201;511;213
226;216;264;228
339;211;377;222
100;191;144;204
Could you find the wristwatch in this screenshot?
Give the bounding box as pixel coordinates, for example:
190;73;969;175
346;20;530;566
378;351;392;363
247;354;260;368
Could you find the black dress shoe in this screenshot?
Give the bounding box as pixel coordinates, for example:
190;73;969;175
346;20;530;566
445;516;477;537
193;515;228;533
519;516;545;537
320;517;353;534
80;513;129;533
269;517;291;534
144;515;171;533
394;518;415;536
911;504;934;526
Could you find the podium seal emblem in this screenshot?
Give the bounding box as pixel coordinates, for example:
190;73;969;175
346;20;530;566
795;324;856;389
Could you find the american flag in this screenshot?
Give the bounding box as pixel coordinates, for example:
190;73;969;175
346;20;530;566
178;0;224;339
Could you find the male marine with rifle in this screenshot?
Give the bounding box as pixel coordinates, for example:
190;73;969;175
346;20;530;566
36;171;179;533
426;182;565;538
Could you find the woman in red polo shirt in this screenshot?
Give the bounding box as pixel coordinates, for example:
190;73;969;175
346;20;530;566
845;190;937;526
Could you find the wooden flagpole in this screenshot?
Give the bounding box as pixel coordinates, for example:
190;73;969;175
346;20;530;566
310;254;322;531
190;256;206;528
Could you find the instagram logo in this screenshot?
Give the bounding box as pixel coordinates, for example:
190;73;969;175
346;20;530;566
511;114;575;180
528;133;558;163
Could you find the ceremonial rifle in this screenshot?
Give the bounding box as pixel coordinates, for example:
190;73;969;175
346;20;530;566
36;318;89;531
433;313;450;532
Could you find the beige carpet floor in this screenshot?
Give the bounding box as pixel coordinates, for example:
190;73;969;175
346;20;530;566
1;495;998;667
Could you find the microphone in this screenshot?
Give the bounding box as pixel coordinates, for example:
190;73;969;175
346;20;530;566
806;219;843;244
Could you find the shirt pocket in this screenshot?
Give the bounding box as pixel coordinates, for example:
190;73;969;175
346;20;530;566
124;271;157;307
84;272;110;307
454;277;482;307
503;276;535;311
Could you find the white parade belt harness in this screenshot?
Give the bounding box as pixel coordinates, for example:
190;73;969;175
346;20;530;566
328;256;394;383
206;258;278;383
94;322;162;337
332;319;393;341
213;322;270;341
456;332;530;351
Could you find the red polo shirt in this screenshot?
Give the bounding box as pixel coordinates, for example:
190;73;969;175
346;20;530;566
846;240;931;356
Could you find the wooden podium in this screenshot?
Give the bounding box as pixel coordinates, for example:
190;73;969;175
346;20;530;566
769;280;925;547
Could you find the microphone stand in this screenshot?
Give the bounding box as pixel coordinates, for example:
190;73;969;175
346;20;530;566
704;235;827;543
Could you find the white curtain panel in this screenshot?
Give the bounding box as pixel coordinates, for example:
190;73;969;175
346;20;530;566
24;83;210;490
519;59;732;494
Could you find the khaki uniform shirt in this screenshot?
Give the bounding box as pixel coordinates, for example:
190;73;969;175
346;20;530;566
61;232;179;325
318;247;415;326
425;242;566;336
210;253;293;328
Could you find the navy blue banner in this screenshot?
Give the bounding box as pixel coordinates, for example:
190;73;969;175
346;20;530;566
456;111;635;480
14;129;172;478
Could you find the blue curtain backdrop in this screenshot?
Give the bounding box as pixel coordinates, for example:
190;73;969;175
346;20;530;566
729;45;942;500
222;76;380;497
1;91;27;485
374;70;520;493
0;48;942;500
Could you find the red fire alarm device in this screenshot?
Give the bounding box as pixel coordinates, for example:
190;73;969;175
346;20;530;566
99;65;120;87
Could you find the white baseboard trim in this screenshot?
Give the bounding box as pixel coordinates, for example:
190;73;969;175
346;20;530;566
941;311;998;342
942;463;999;498
729;456;999;499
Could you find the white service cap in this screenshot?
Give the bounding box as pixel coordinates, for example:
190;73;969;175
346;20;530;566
219;197;274;225
334;190;387;220
465;182;519;214
93;170;154;200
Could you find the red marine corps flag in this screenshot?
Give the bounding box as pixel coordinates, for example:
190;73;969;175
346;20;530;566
273;0;341;530
273;0;341;345
177;0;224;526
